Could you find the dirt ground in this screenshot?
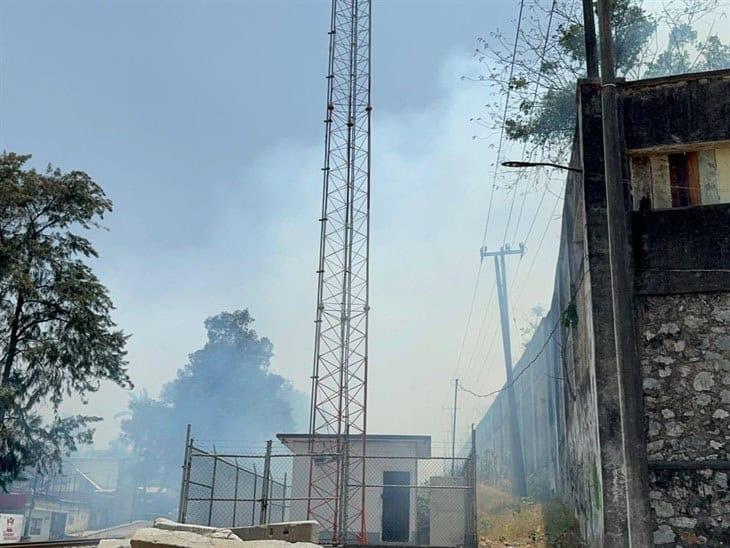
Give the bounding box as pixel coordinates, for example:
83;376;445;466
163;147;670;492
477;484;584;548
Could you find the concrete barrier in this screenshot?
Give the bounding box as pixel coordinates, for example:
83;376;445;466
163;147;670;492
231;521;320;544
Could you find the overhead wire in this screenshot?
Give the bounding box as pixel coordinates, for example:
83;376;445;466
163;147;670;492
513;183;564;310
502;0;557;247
464;0;559;395
460;285;497;385
454;0;527;379
489;0;527;248
452;261;484;378
504;0;559;288
459;260;589;400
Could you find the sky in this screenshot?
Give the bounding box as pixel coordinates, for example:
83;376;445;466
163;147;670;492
0;0;567;455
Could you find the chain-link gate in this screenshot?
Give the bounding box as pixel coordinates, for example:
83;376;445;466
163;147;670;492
178;430;478;547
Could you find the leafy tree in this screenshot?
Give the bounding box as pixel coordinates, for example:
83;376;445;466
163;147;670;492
469;0;730;162
120;309;307;488
0;153;130;490
519;304;546;346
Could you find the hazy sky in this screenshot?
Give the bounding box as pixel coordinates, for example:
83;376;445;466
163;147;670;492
0;0;566;454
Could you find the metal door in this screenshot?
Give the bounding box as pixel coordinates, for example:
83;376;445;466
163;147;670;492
382;471;410;542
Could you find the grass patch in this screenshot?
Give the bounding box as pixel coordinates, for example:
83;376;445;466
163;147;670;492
478;484;583;547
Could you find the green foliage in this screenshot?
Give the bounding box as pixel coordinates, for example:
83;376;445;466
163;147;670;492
120;309;307;488
472;0;730;161
0;152;130;490
560;302;578;329
519;304;547;346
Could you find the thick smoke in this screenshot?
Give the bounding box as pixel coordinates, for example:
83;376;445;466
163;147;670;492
120;309;308;489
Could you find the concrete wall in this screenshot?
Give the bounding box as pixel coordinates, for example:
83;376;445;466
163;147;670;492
473;70;730;546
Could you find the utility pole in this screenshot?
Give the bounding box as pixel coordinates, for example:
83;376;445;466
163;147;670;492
595;1;652;544
582;0;599;78
479;244;527;497
451;378;459;475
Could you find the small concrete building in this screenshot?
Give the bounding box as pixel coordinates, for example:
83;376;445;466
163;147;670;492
277;434;432;545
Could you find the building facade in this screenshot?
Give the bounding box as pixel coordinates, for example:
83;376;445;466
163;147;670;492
473;69;730;546
277;434;432;545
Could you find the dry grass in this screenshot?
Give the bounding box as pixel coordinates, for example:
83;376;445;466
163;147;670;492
477;484;584;547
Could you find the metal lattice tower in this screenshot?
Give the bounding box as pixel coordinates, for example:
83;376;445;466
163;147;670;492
306;0;371;544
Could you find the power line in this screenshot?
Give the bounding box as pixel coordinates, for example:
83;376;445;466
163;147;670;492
513;185;564;309
460;285;496;382
453;261;484;377
461;0;553;405
481;0;527;249
461;0;528;388
459;262;588;400
473;325;502;388
505;0;560;288
505;177;548;295
502;0;558;245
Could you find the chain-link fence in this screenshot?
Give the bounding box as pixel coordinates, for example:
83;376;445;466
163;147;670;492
178;432;477;547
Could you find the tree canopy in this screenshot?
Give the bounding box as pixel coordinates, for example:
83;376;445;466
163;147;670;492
120;309;307;488
0;153;130;490
470;0;730;162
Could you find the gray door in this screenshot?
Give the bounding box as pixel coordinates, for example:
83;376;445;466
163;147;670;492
382;471;410;542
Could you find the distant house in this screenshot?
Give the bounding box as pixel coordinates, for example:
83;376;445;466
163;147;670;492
38;457;131;532
3;456;177;540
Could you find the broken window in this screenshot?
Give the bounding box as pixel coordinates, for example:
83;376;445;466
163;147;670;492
629;146;730;210
668;152;700;207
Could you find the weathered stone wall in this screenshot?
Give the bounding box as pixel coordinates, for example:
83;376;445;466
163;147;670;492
473;71;730;547
639;292;730;546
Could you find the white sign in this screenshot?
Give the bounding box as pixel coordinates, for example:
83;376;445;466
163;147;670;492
0;514;24;544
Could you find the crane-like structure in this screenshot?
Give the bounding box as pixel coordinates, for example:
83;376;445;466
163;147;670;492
306;0;371;544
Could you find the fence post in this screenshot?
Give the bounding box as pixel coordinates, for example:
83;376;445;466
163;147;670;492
177;424;192;523
259;440;272;525
251;464;258;525
281;472;287;522
208;451;219;527
233;458;240;527
469;426;478;548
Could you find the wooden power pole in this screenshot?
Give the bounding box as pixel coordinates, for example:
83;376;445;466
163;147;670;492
480;244;527;497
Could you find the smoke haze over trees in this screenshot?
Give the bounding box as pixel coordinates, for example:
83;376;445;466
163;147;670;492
120;309;308;488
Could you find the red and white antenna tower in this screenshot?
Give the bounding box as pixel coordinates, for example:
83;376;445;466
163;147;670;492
306;0;371;544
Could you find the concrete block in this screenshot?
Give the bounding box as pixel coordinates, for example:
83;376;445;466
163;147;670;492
242;543;319;548
428;476;466;547
131;528;245;548
231;521;320;544
98;540;132;548
152;519;238;540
